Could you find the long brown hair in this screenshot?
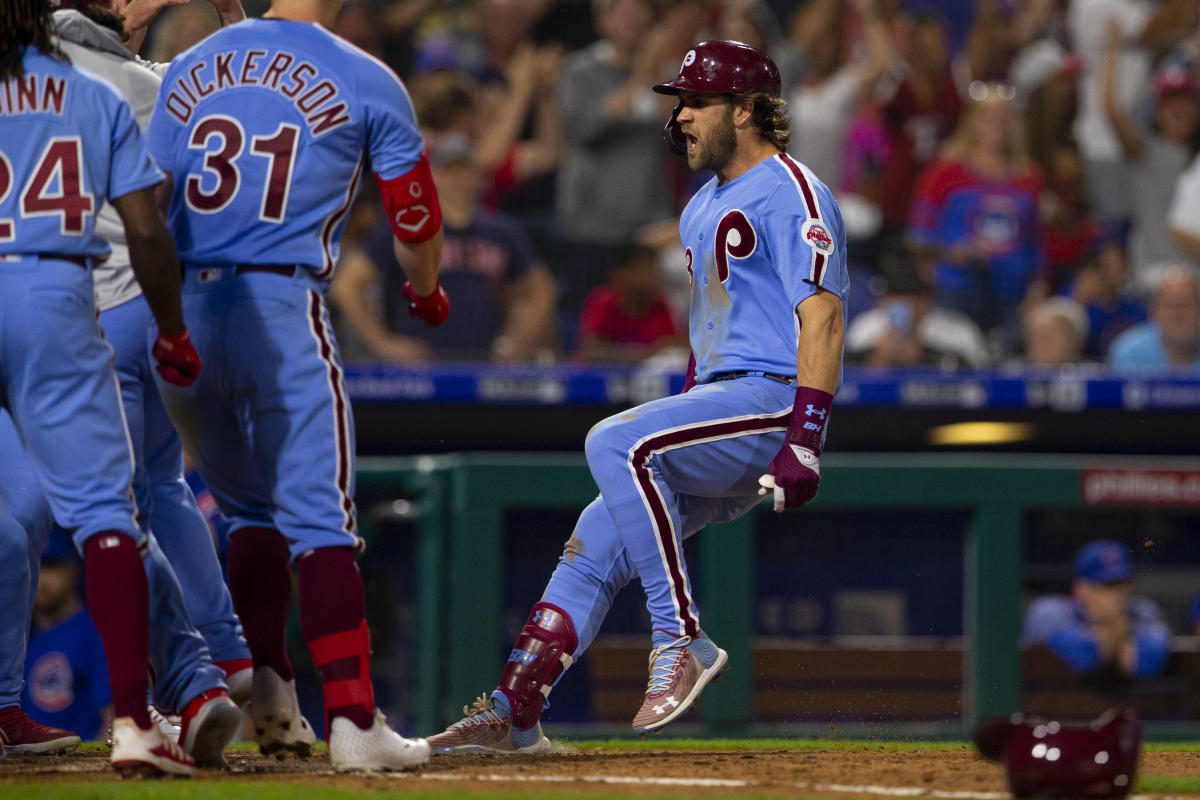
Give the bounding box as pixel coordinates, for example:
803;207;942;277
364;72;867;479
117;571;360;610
734;92;791;151
1;0;64;82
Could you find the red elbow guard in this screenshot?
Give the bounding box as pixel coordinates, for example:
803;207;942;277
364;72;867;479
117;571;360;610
376;152;442;244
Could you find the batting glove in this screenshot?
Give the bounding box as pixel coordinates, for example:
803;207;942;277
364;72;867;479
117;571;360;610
758;386;833;512
402;281;450;328
152;328;202;387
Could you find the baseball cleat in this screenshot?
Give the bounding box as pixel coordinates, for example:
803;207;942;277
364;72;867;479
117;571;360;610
216;659;254;707
179;688;241;768
632;632;728;733
248;667;316;758
110;716;196;777
329;709;430;772
425;693;550;755
148;706;181;743
0;707;81;754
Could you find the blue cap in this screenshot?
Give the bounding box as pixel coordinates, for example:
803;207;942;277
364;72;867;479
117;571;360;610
1074;539;1133;584
40;529;77;564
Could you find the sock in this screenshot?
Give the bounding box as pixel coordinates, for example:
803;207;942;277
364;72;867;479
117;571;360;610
84;533;151;729
227;527;294;681
489;691;541;747
298;547;375;731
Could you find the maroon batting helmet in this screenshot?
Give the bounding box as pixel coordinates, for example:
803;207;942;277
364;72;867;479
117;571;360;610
974;707;1142;799
653;40;782;155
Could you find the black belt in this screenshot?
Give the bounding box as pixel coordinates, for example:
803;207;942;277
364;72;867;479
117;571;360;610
709;370;795;386
235;264;298;277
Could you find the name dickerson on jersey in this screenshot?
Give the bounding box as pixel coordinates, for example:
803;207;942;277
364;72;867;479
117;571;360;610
162;49;349;136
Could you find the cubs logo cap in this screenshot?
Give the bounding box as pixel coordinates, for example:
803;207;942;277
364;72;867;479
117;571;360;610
653;40;781;98
1074;539;1133;585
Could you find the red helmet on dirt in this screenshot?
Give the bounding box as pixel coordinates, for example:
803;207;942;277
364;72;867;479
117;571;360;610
973;707;1142;799
653;40;782;155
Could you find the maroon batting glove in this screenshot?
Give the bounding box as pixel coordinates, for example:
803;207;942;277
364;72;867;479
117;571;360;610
681;352;697;393
402;281;450;328
152;328;202;387
759;386;833;512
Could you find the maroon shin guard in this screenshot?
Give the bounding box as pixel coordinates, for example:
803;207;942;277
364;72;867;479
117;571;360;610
227;526;294;681
298;547;375;731
84;532;151;729
497;602;578;730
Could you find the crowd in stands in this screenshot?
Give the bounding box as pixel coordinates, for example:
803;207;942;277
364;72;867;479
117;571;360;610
143;0;1200;372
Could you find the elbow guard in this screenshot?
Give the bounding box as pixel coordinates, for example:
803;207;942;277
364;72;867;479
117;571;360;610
376;152;442;244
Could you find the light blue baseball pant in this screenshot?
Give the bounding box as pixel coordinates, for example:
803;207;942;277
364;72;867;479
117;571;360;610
105;295;249;666
0;258;226;713
155;268;358;558
541;377;795;649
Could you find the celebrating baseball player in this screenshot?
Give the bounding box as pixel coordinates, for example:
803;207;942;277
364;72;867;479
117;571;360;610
426;40;849;752
144;0;446;773
0;0;208;775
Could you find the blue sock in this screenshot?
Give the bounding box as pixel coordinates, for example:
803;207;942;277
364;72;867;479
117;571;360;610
490;690;542;748
651;629;719;667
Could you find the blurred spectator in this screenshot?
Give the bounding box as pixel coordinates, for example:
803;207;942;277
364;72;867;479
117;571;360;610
21;532;111;741
845;259;988;369
1167;147;1200;266
1039;141;1102;292
1011;39;1080;179
1103;22;1200;291
786;0;893;194
576;242;685;364
1022;539;1170;678
332;0;384;59
145;0;221;63
1021;297;1089;367
877;9;961;237
554;0;675;308
330;134;557;363
963;0;1057;84
1063;237;1146;359
1108;264;1200;372
1068;0;1196;224
909;82;1043;353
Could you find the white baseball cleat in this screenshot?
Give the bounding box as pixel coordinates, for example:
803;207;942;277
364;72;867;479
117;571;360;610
179;689;242;768
330;710;430;772
248;667;316;758
223;667;253;708
110;716;196;777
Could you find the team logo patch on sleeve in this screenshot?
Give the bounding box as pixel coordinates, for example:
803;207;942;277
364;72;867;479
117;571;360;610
801;219;835;256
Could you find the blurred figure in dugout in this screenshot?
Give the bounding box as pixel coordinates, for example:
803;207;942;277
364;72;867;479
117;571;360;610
1022;539;1170;679
22;532;111;743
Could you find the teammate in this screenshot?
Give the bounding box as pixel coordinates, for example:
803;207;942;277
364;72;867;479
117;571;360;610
425;40;848;752
0;0;204;775
144;0;447;772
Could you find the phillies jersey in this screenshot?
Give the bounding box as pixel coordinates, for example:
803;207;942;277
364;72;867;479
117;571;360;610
681;152;849;383
0;49;162;258
145;19;424;278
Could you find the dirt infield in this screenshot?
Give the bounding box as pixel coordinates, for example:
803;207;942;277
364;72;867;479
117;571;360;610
2;745;1199;797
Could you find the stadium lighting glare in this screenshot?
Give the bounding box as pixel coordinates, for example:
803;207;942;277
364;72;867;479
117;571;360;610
927;422;1035;446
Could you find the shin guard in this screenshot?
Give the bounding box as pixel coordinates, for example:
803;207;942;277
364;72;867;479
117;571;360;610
497;603;578;730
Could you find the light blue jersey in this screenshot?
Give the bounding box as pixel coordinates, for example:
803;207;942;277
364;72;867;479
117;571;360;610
146;19;424;278
681;153;849;383
0;48;162;258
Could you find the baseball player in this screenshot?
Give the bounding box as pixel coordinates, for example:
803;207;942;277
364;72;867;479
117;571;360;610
0;0;206;775
0;0;252;766
426;40;848;752
145;0;447;772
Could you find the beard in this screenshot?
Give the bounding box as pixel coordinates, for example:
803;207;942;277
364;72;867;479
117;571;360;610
688;106;737;173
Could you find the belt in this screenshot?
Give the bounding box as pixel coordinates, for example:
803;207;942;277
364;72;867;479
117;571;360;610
709;370;795;386
235;264;297;277
0;253;89;269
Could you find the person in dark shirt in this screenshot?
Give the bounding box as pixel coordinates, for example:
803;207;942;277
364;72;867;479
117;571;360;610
577;242;684;363
331;133;557;362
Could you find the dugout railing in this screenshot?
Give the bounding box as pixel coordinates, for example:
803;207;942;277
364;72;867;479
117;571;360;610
355;452;1200;737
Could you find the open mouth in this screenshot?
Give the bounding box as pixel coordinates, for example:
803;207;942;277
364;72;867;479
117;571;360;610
685;133;697;152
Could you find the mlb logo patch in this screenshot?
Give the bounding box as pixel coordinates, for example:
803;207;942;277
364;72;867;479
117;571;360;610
801;220;835;256
199;268;222;283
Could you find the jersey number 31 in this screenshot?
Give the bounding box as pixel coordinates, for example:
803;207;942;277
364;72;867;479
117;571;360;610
186;115;299;223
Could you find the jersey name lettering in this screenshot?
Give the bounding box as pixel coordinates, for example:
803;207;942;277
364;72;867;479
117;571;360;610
164;49;350;137
0;74;66;117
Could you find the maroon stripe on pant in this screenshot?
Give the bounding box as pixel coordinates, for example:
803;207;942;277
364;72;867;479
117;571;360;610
307;291;355;533
629;410;792;637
